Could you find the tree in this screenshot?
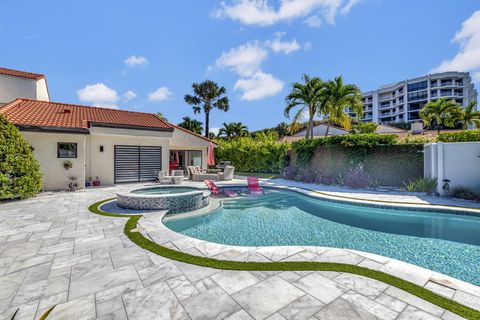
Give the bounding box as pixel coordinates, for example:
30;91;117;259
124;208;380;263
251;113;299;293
0;115;42;199
420;98;463;133
177;116;203;135
184;80;229;137
351;122;378;134
322;76;363;136
208;132;216;140
284;74;325;139
218;122;248;139
461;100;480;129
156;112;168;122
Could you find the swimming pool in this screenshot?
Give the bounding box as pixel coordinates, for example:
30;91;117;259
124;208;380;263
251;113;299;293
165;188;480;285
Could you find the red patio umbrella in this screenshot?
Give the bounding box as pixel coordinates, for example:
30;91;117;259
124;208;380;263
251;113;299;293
207;142;215;166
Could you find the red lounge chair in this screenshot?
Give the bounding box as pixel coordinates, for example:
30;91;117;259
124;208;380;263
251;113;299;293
247;176;263;194
204;179;237;197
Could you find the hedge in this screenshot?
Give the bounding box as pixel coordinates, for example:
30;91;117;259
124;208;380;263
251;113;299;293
292;134;397;165
437;130;480;143
214;132;290;173
0;115;42;200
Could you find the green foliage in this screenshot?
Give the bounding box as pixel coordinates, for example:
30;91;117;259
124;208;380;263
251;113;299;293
461;100;480;129
451;186;480;201
420;98;463;132
63;160;73;170
87;200;480;320
351;122;378;134
292;134;397;165
0;115;42;200
403;176;438;195
437;130;480;142
397;134;435;144
218;122;249;139
184;80;229;137
215;131;289;173
387;121;411;130
251;122;290;138
177;116;203;135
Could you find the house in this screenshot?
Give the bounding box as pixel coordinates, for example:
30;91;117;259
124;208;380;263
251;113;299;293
281;123;407;142
0;98;215;191
0;68;50;106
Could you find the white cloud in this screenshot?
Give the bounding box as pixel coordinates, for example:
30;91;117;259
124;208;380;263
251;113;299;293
148;87;172;102
215;42;268;77
210;127;220;135
124;55;149;67
432;10;480;83
267;32;301;55
77;83;119;108
340;0;360;15
214;0;358;27
123;90;137;102
304;15;322;27
473;71;480;84
234;71;284;100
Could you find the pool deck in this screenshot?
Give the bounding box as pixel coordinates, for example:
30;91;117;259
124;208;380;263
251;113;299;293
0;179;479;319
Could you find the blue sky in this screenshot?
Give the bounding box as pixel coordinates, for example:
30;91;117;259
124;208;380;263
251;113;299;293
1;0;479;132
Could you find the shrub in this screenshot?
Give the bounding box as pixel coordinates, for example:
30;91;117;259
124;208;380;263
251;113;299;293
437;130;480;142
397;134;435;144
344;166;370;188
214;131;290;173
403;176;437;195
350;122;378;134
292;134;397;165
451;186;480;201
0;115;42;199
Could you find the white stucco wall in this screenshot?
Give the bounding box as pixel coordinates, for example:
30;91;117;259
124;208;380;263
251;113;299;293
0;75;37;104
424;142;480;193
35;78;50;101
170;128;212;169
86;127;172;186
21;131;87;191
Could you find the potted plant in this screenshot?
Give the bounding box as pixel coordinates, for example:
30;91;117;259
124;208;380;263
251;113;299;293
85;176;92;187
63;160;73;170
92;176;101;187
68;177;78;191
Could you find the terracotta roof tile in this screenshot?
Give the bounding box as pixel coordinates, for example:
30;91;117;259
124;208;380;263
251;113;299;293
0;99;173;130
0;67;45;80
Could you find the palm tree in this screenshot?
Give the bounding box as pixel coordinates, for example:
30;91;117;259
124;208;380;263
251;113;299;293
419;98;463;133
461;100;480;129
322;76;363;136
218;122;248;139
177;116;203;135
156;112;168;122
284;74;325;139
184;80;229;137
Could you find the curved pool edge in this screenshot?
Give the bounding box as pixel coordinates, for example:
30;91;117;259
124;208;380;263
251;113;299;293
87;198;480;319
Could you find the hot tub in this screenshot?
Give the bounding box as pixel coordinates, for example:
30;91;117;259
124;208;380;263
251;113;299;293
116;186;210;213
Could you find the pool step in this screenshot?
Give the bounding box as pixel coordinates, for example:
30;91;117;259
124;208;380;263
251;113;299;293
222;194;297;209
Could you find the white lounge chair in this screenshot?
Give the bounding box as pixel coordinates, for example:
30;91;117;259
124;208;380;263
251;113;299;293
157;170;173;184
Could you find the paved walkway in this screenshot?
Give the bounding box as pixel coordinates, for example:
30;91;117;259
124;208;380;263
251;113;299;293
0;182;478;319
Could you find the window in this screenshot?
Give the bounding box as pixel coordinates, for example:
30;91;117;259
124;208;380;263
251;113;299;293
407;81;427;92
57;143;77;158
455;79;463;86
407;90;427;102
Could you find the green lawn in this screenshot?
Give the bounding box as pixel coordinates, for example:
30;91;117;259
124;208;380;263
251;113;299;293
235;172;281;179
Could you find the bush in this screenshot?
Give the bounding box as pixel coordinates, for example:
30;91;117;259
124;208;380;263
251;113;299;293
451;186;480;201
397;134;435;144
214;131;290;173
403;176;437;195
0;115;42;199
344;166;370;188
437;130;480;142
350;122;378;134
292;134;397;165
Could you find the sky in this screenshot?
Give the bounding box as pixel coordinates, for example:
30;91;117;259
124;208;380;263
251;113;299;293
1;0;479;133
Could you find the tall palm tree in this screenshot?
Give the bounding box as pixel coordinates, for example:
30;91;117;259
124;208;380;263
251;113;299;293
322;76;363;136
461;100;480;129
284;74;325;139
218;122;248;139
420;98;463;133
177;116;203;135
184;80;229;137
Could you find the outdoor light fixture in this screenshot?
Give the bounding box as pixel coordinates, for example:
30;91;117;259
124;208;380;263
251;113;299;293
100;146;104;152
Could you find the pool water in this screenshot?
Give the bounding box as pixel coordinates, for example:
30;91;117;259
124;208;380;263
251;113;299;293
132;187;197;195
165;189;480;285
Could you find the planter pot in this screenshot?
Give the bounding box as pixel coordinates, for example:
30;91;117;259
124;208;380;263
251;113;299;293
85;182;91;187
92;180;101;187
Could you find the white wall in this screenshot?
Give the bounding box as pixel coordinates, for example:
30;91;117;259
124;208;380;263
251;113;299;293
36;78;50;101
0;75;37;104
21;131;86;191
170;128;212;169
87;127;172;186
424;142;480;193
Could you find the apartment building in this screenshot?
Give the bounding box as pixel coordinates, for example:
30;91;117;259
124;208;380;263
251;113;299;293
348;72;477;124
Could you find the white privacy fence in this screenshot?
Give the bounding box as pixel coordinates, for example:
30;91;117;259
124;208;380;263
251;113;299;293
424;141;480;193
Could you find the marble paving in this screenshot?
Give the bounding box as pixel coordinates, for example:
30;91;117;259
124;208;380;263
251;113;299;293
0;181;478;320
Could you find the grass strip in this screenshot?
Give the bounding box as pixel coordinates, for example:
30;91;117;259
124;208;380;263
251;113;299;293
90;198;480;320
